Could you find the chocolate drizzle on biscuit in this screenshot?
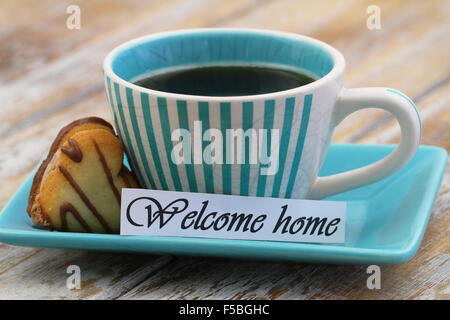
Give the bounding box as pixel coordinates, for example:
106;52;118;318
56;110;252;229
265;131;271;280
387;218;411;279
60;203;92;232
26;117;140;233
92;138;121;204
58;165;113;233
27;117;114;215
61;139;83;162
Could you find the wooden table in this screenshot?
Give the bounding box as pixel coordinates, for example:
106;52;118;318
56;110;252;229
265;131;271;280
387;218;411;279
0;0;448;300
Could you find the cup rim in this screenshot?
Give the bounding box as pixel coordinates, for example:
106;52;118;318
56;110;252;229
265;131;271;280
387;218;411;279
103;28;346;101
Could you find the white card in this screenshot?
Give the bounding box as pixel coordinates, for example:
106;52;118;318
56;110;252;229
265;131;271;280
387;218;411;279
120;189;346;244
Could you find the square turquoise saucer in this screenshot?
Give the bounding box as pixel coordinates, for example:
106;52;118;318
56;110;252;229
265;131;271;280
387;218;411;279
0;144;446;264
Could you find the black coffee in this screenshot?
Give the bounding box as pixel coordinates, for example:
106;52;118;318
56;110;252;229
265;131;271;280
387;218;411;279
133;65;316;96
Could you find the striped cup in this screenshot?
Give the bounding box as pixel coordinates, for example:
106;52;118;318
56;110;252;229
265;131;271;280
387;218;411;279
103;29;421;199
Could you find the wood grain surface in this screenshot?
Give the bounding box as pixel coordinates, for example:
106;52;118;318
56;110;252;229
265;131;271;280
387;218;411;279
0;0;448;300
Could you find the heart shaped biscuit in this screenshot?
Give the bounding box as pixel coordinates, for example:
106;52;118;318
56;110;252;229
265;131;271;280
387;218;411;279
27;117;139;233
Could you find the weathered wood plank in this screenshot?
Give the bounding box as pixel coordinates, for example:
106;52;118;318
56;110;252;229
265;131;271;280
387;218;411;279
0;0;264;137
349;80;450;147
0;0;162;82
1;0;447;139
0;245;44;277
0;246;173;299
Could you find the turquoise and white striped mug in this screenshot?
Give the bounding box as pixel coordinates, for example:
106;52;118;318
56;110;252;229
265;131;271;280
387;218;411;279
103;28;421;199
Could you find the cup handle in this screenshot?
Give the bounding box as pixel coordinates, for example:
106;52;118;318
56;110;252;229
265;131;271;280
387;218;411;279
309;87;421;199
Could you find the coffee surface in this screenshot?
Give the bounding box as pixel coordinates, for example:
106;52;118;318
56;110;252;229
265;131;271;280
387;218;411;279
133;65;316;96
